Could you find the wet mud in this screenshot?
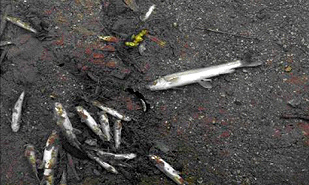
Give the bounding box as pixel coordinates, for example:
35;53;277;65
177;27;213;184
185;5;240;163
1;0;308;184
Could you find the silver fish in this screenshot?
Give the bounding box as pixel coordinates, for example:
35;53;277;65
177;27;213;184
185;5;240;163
87;146;136;160
97;151;136;160
76;106;106;142
98;112;111;141
114;120;122;149
140;4;156;21
41;130;59;185
6;15;37;33
147;59;262;90
92;100;131;121
86;151;118;174
54;102;82;150
149;155;185;185
11;91;25;132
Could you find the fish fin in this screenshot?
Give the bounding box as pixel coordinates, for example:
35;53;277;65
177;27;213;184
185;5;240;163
240;52;263;67
198;79;212;89
73;128;82;135
164;76;179;82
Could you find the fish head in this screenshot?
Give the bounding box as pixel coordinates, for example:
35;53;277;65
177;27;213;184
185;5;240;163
146;77;171;91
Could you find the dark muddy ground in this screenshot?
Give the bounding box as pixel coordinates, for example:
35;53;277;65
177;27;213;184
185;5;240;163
1;0;308;184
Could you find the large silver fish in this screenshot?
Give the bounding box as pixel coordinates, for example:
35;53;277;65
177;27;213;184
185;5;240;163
76;106;106;142
147;59;262;90
41;130;59;185
54;102;82;150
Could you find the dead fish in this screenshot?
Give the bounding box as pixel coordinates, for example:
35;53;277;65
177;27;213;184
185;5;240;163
97;151;136;160
114;120;122;149
41;130;59;185
86;151;118;174
140;4;156;21
124;0;139;12
86;146;136;160
76;106;106;142
147;59;262;91
0;41;13;47
149;155;185;185
98;112;111;141
54;102;82;150
92;100;131;121
11;91;25;132
24;144;40;182
6;15;37;33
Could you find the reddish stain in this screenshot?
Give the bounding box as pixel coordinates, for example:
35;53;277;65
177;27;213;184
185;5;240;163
141;63;150;73
285;124;294;133
298;123;309;136
126;98;134;111
93;53;104;59
146;34;166;47
219;109;226;114
54;34;64;46
219;130;230;138
285;75;308;85
121;68;131;74
221;121;228;126
85;48;92;55
105;61;116;68
198;106;206;111
18;34;31;44
100;45;115;52
160;105;167;111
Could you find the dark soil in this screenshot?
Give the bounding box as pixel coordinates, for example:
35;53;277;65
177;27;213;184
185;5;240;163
1;0;308;184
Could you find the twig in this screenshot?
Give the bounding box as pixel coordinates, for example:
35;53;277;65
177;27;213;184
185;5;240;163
195;27;260;41
280;113;309;121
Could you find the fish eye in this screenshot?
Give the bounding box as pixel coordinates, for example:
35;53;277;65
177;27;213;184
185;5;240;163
153;81;158;85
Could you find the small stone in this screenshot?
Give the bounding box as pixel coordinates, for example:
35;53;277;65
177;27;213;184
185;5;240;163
284;66;292;72
197;177;203;184
287;98;301;108
93;169;101;176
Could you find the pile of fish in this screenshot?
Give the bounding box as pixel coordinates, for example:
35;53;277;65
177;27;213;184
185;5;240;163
18;98;186;184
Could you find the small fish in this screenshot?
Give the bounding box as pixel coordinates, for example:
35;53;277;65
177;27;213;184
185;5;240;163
147;59;262;91
54;102;82;150
124;0;139;12
140;4;156;21
149;155;185;185
41;130;59;185
0;41;13;47
6;15;37;33
11;91;25;132
86;146;136;160
97;151;136;160
92;100;131;121
76;106;106;142
24;144;40;182
114;120;122;149
86;151;118;174
98;36;119;42
98;112;111;141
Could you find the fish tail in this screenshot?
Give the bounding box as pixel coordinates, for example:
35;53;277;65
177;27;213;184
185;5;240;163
240;52;263;67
